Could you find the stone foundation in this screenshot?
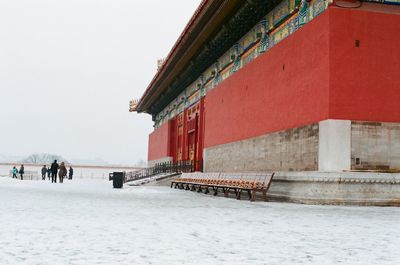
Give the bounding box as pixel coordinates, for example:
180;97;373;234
269;171;400;206
204;123;319;172
203;120;400;173
351;121;400;171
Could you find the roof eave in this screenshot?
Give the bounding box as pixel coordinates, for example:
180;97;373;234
135;0;217;113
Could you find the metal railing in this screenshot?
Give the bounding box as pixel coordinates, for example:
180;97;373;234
8;171;40;180
122;160;202;183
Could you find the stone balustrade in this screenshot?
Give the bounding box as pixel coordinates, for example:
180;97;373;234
268;171;400;206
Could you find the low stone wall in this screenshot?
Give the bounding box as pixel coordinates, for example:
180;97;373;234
269;171;400;206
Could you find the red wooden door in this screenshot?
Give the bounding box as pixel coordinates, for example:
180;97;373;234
186;102;203;171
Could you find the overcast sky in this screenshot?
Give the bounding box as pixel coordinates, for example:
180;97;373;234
0;0;201;165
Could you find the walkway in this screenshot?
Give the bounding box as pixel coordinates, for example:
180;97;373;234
0;178;399;265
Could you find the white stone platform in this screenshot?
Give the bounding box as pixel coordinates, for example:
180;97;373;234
269;171;400;206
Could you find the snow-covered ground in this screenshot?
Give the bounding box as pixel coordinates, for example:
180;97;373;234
0;177;399;265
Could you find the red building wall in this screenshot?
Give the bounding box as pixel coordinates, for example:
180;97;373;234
204;10;331;148
148;5;400;161
204;5;400;149
148;121;171;161
329;6;400;122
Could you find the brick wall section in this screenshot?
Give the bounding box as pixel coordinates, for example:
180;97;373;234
351;121;400;170
204;123;319;172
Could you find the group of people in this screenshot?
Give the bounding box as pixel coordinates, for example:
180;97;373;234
11;165;24;180
12;160;73;183
42;160;73;183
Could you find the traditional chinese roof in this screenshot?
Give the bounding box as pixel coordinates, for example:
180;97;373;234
135;0;282;116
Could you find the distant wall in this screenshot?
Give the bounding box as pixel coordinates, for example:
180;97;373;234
7;171;39;180
0;164;139;179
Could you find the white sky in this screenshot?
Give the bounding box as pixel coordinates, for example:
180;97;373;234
0;0;201;165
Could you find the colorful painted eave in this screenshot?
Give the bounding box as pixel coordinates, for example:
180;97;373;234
135;0;282;115
134;0;400;115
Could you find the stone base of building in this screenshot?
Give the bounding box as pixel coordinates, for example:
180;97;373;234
268;171;400;206
204;120;400;173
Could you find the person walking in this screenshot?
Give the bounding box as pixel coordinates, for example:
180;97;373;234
47;166;51;181
12;166;18;178
68;166;73;180
41;165;47;180
19;165;24;180
59;162;67;183
50;160;59;183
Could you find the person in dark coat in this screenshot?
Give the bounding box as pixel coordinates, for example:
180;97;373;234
68;166;73;180
58;162;67;183
50;160;59;183
41;165;47;180
47;167;51;181
19;165;24;180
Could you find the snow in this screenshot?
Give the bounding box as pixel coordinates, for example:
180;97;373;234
0;177;399;265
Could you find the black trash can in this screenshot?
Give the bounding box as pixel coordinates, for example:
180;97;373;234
113;172;124;189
